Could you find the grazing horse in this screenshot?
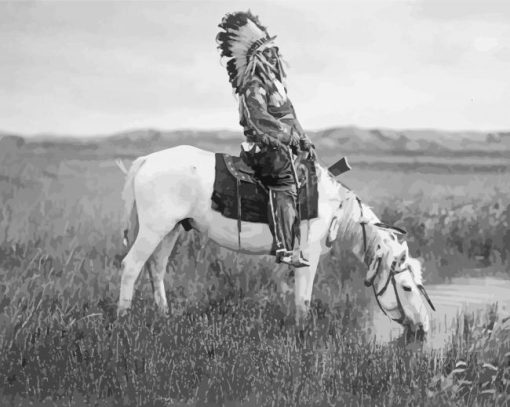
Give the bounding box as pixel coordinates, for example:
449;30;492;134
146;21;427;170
117;145;435;333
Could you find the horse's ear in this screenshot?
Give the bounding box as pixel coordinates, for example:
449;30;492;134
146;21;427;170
374;222;407;235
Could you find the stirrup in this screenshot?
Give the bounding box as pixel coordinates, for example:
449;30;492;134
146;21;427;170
275;249;292;264
291;250;310;268
276;250;310;268
291;254;310;268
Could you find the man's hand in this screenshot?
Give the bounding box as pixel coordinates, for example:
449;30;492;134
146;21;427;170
289;133;300;148
299;137;313;152
265;136;286;150
308;147;318;161
300;137;317;160
282;132;298;155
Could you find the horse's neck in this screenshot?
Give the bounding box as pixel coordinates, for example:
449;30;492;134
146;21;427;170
315;164;380;264
333;186;380;265
341;200;372;263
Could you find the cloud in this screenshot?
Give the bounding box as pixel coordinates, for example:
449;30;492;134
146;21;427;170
411;0;510;21
1;0;510;134
473;36;501;53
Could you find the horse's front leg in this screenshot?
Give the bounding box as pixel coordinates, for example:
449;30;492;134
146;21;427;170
293;243;322;328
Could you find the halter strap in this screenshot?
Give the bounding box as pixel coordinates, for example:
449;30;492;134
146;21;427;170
376;259;397;297
373;260;409;324
390;274;406;324
354;195;408;325
355;197;368;264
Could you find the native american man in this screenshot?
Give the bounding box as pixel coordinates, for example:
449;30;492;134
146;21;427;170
217;11;315;267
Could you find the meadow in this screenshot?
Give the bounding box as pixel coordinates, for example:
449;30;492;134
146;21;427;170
0;138;509;406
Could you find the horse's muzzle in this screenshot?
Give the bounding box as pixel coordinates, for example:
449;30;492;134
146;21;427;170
405;323;427;342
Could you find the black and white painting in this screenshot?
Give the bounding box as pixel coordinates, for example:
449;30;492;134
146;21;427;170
1;1;509;406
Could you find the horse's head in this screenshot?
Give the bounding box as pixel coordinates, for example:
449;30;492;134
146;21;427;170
319;168;435;335
365;233;435;335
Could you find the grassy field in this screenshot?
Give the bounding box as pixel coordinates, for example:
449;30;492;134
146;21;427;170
0;140;509;406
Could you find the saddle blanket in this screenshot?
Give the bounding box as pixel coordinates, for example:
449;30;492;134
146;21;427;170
211;153;318;223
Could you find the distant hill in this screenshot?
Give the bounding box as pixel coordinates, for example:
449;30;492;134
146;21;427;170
2;127;510;163
308;127;510;155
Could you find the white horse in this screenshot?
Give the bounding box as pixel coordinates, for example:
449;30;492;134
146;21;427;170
117;145;435;333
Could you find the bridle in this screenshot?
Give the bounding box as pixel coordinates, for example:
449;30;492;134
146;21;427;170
365;256;409;324
329;192;435;325
355;197;410;325
354;197;435;324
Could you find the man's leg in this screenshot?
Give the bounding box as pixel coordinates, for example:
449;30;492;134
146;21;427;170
267;188;287;256
256;146;309;267
269;186;296;257
268;186;310;267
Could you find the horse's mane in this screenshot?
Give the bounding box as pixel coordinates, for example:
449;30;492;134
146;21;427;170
315;163;348;199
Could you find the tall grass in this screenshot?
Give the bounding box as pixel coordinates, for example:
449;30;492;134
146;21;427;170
0;147;509;406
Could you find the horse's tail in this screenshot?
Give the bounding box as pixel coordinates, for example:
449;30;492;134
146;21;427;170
120;156;146;247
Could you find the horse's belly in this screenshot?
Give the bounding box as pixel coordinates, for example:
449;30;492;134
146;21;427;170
203;211;273;254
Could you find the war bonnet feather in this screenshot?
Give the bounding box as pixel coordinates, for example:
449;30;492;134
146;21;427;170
216;11;286;94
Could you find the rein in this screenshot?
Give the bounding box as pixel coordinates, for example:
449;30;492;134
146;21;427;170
355;197;407;324
369;257;408;324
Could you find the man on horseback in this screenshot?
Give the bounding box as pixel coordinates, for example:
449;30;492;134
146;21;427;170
217;11;315;267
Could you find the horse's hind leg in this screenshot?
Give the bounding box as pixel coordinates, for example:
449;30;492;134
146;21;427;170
118;226;165;315
149;225;181;313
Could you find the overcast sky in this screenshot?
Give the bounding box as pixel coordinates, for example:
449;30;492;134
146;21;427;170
1;0;509;136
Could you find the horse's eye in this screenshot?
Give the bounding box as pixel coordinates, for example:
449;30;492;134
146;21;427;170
402;286;412;292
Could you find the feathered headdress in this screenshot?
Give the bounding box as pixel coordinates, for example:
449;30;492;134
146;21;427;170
216;11;286;94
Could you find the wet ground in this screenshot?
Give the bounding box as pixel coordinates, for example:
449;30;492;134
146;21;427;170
369;277;510;350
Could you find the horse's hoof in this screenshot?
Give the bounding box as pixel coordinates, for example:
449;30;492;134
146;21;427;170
117;307;130;318
157;306;170;316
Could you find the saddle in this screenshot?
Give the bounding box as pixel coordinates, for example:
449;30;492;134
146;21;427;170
211;153;318;224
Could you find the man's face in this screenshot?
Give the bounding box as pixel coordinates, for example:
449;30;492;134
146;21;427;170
262;47;279;68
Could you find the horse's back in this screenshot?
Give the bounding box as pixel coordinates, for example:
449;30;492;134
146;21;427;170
138;145;214;178
132;145;216;222
145;145;213;166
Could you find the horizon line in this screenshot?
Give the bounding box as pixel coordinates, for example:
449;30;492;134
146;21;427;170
1;124;509;139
